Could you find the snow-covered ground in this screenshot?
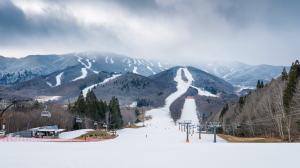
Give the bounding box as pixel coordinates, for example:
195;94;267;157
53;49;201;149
59;129;93;139
82;74;122;97
2;68;299;168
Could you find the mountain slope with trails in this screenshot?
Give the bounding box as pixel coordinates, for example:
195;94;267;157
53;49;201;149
189;60;289;87
0;53;288;88
1;67;298;168
0;52;174;86
1;66;239;105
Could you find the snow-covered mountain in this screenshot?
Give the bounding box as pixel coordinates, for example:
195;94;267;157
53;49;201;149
0;52;289;87
0;52;174;86
188;60;289;87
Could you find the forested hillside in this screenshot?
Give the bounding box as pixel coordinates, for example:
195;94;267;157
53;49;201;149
209;60;300;142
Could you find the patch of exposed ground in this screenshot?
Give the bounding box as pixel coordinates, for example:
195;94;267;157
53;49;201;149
218;134;284;143
75;130;113;139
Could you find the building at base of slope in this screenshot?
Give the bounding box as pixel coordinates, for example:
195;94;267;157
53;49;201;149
7;125;65;138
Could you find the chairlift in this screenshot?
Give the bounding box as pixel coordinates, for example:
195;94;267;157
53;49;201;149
76;117;82;123
226;128;232;133
236;126;242;129
41;105;51;118
94;122;98;126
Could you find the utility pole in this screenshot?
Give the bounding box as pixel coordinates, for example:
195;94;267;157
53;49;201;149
208;122;221;143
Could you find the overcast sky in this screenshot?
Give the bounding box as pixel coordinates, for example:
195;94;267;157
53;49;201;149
0;0;299;66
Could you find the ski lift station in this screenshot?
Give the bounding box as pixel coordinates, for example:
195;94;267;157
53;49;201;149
8;125;65;138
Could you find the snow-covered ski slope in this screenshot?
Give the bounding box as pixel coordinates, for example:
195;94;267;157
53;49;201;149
181;67;217;97
180;98;199;125
1;68;299;168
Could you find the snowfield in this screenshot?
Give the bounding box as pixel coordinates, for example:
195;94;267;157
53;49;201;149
1;68;299;168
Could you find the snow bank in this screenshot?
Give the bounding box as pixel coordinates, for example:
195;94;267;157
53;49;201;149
72;68;87;81
110;58;114;64
55;72;64;86
133;59;136;64
105;56;108;63
59;129;94;139
82;74;122;97
133;67;138;74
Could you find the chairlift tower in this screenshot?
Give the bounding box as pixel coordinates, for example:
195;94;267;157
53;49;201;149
182;120;192;142
178;121;182;131
208;122;221;143
196;124;204;139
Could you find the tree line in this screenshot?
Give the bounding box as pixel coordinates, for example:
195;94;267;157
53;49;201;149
214;60;300;142
69;89;123;130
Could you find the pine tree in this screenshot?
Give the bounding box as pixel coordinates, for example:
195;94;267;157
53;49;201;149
86;89;99;120
256;80;261;89
260;81;264;88
109;96;123;129
282;67;288;80
76;90;86;114
98;99;106;119
283;60;300;112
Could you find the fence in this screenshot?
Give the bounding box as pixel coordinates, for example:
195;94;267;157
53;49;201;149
0;135;118;142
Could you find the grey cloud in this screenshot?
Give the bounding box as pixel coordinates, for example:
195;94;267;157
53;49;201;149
0;0;299;66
